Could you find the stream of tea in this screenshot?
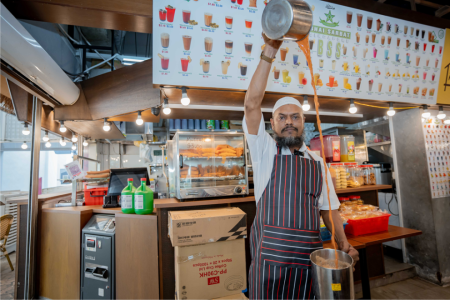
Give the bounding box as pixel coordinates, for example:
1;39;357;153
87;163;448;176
297;36;339;269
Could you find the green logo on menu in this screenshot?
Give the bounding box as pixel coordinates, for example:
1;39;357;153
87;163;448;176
319;10;340;27
311;26;351;40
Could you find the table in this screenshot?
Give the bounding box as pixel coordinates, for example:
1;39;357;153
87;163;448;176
322;225;422;299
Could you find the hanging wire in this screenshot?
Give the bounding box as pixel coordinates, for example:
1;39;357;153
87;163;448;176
355;101;420;110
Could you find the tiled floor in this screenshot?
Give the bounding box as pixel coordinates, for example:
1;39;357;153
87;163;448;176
370;277;450;299
2;251;450;299
1;252;15;300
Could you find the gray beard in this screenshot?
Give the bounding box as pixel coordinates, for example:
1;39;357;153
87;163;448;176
274;133;305;149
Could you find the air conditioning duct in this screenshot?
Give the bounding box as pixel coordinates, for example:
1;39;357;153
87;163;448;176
0;4;80;105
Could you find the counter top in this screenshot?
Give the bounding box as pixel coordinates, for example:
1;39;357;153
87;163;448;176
43;205;156;217
5;191;74;204
154;196;255;208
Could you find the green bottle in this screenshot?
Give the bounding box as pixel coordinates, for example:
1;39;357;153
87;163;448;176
134;178;154;215
121;178;136;214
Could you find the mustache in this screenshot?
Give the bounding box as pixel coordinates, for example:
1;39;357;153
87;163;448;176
281;126;298;133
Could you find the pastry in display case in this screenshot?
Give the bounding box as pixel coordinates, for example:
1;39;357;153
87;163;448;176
168;132;248;200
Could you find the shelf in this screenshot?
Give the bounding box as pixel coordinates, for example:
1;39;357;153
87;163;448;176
182;156;244;160
170;129;243;133
57;178;110;182
180;175;245;182
335;184;392;194
149;163;168;167
366;141;391;147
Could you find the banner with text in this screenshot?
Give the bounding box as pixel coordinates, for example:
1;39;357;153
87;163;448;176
153;0;446;104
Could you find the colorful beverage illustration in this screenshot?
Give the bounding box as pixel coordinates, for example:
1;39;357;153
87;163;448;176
280;47;288;61
204;13;213;26
282;69;291;83
225;40;233;54
183;35;192;51
298;71;306;85
221;60;230;74
357;14;363;27
239;63;247;76
376;19;381;31
388;36;392;45
205;37;213;52
182;10;191;24
367;17;373;29
200;59;210;73
159;9;167;21
245;19;253;32
293;54;299;65
161;33;169;48
346;11;353;24
356;78;361;90
245;42;253;56
225;16;233;29
161;57;169;70
181;57;190;72
166;6;176;23
309;39;314;50
332;60;336;70
273;68;280;80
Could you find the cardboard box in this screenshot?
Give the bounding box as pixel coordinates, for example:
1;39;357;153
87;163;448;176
169;208;247;247
175;239;247;300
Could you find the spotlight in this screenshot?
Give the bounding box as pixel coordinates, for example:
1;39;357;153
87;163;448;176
71;143;76;150
21;142;28;149
60;138;66;146
163;97;171;115
83;138;88;147
422;105;430;118
136;111;144;125
43;131;49;142
60;120;67;132
22;123;30;135
45;141;51;148
103;118;111;131
72;133;78;143
181;87;190;106
387;102;396;116
437;106;446;119
444;119;450;124
302;95;310;111
349;99;357;114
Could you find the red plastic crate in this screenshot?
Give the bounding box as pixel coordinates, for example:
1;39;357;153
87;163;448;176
345;214;391;236
84;187;108;205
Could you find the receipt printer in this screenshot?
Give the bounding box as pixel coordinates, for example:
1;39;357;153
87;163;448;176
81;214;116;299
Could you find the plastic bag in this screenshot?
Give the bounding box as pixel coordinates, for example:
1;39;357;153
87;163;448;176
139;143;152;163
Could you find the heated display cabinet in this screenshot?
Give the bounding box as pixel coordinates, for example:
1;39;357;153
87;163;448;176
167;132;249;200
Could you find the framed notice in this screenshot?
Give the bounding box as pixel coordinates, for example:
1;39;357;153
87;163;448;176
153;0;446;104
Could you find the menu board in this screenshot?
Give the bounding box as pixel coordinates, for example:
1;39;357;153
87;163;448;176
422;115;450;199
153;0;446;104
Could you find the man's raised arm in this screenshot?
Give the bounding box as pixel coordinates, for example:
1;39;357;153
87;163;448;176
244;34;282;134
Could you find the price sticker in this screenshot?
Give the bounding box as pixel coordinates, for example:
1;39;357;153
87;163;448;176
331;283;342;291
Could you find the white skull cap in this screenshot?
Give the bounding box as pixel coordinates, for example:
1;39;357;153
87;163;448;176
272;97;303;115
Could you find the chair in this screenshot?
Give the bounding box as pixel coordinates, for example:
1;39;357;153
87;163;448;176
0;214;14;271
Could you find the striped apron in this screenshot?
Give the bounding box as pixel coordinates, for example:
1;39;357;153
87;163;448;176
249;145;323;300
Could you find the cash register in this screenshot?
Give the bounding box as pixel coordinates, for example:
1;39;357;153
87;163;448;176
103;168;149;208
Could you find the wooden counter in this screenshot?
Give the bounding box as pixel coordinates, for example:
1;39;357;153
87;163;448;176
39;205;158;300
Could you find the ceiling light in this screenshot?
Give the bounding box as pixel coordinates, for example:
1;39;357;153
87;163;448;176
71;143;76;150
302;95;310;111
60;120;67;132
444;119;450;124
72;133;78;143
103;118;111;131
43;131;49;142
22;123;30;135
136;111;144;125
437;106;446;119
45;141;51;148
21;142;28;149
163;97;171;115
83;138;88;147
123;62;134;66
387;102;396;116
181;87;190;106
349;99;357;114
422;105;430;118
60;138;66;146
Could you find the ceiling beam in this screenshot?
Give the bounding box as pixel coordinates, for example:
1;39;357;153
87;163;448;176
436;5;450;18
2;0;153;34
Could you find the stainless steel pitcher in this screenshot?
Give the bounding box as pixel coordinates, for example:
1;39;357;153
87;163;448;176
261;0;313;41
310;249;355;299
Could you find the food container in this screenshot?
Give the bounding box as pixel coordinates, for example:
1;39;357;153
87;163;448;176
311;249;355;299
340;135;355;162
310;135;340;162
338;196;349;210
346;163;363;188
345;214;391;236
261;0;313;41
84;187;108;205
361;165;377;185
330;163;346;189
349;195;363;205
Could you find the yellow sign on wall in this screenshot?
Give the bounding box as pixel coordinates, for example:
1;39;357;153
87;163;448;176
437;29;450;105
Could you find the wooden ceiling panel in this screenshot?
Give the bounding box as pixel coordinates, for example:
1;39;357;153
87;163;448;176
65;120;125;139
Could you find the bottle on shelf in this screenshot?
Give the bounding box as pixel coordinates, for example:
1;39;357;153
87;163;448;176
134;178;154;215
121;178;136;214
